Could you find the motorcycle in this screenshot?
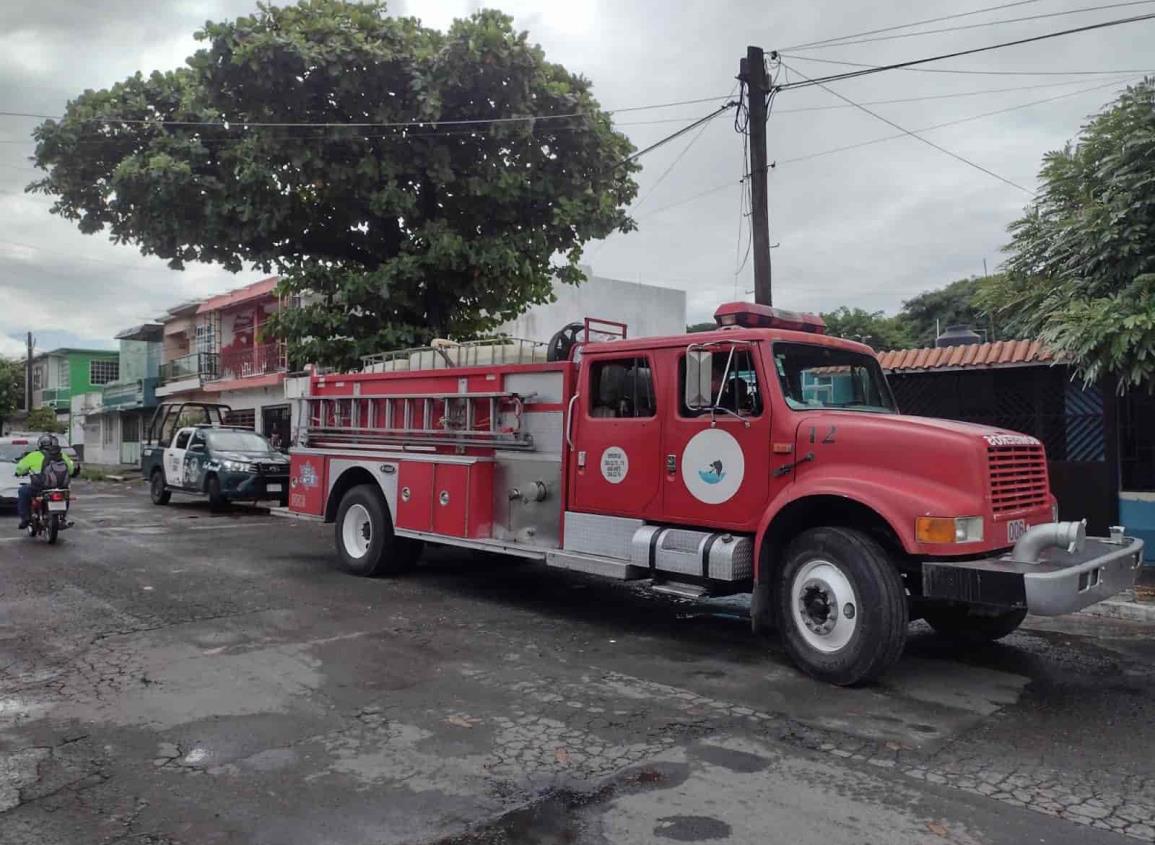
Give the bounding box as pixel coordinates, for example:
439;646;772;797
27;488;71;544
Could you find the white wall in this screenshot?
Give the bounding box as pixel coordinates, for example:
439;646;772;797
497;274;686;344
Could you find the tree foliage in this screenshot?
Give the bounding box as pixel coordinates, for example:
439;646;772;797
31;1;638;369
980;78;1155;389
820;307;913;351
900;277;1008;347
25;407;65;434
0;357;23;427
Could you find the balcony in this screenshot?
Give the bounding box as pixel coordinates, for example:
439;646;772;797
216;343;287;382
40;387;71;408
102;377;159;410
159;352;219;385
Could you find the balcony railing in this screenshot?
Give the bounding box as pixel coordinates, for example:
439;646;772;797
159;352;219;385
216;343;287;381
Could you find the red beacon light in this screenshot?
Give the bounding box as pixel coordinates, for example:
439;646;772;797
712;302;826;334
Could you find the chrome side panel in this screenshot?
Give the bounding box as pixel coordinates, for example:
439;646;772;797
327;458;398;517
520;412;564;456
563;511;644;560
505;372;565;405
493;454;562;549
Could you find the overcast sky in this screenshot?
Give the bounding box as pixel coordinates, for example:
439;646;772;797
1;0;1152;358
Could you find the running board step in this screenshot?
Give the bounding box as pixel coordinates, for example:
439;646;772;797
649;581;711;599
545;550;646;580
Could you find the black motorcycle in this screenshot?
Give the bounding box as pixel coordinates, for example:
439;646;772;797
27;488;71;544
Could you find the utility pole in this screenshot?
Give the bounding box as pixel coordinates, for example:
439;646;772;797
25;332;33;414
741;45;773;306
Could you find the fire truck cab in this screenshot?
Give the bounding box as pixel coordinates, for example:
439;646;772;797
288;303;1144;685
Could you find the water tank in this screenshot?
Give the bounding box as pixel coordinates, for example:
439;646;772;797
935;325;982;348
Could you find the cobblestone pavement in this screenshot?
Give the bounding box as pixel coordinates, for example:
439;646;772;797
1;482;1153;843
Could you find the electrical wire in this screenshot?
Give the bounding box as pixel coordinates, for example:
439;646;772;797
775;12;1155;90
780;53;1155;76
787;0;1155;51
780;61;1030;191
780;0;1041;51
618;101;737;167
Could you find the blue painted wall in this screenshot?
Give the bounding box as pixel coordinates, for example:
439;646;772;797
1120;494;1155;564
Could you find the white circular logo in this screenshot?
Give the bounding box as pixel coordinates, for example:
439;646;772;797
600;446;629;484
681;429;745;504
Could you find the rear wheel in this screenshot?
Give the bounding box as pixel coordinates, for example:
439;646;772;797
776;527;908;686
334;484;422;577
46;514;59;545
150;471;170;505
922;606;1027;644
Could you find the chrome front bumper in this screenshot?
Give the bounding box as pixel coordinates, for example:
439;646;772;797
922;535;1145;616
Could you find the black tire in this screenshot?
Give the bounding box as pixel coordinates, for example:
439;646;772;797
776;527;908;686
206;475;228;511
334;484;423;577
47;514;59;545
150;471;171;505
922;606;1027;644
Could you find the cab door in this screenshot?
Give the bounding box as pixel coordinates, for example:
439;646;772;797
661;343;773;531
568;354;663;519
164;428;193;489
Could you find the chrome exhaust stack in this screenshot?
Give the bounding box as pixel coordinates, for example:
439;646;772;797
1013;520;1087;563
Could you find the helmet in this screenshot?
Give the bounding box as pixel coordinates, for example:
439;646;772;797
37;434;58;451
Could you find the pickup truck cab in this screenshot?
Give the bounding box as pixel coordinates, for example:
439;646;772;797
145;421;289;509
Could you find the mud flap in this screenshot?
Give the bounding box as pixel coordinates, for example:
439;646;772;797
751;580;775;635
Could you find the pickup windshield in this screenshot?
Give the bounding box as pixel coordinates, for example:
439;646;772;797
773;342;896;413
206;430;272;452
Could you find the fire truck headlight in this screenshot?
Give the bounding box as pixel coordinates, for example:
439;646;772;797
916;516;984;544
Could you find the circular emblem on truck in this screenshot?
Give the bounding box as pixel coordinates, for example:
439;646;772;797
600;446;629;485
682;429;745;504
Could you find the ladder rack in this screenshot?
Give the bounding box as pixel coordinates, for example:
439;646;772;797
303;391;536;450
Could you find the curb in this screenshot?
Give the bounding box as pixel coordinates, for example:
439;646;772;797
1078;591;1155;623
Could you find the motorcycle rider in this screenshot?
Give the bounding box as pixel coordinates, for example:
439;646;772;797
14;434;74;530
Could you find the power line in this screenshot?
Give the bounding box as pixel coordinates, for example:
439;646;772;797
780;62;1030;191
781;53;1155;76
618;101;737;167
639;74;1136;220
781;0;1041;51
788;0;1155;51
776;12;1155;90
0;92;735;130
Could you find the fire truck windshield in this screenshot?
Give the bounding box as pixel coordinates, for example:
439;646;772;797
773;342;896;414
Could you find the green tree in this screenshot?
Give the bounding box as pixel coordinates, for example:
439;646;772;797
25;407;65;434
820;307;913;351
31;1;638;370
899;277;1004;347
981;79;1155;388
0;357;23;431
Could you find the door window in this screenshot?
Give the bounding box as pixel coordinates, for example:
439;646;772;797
588;358;656;419
679;347;763;417
174;429;192;450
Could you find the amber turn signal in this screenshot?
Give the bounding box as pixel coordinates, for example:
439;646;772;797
915;517;957;544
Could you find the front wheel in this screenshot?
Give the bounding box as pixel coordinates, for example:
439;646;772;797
47;514;59;545
206;476;228;511
150;471;171;505
922;606;1027;644
776;527;908;686
334;484;422;577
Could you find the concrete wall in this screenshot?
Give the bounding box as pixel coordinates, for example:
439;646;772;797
496;274;686;344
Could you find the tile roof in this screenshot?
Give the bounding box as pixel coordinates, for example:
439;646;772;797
877;339;1056;372
197;276;279;314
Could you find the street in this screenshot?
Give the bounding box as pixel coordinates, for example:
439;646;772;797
1;481;1154;844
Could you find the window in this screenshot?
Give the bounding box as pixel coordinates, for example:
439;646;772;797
225;408;257;429
90;359;119;385
679;346;763;417
58;358;71;389
174;429;192;449
588;358;656;419
122;415;140;444
102;416;115;447
207;429;271;452
773;343;895;414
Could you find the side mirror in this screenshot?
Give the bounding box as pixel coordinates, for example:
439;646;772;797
685;348;713;410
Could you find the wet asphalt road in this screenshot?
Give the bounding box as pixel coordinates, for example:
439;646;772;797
2;481;1155;844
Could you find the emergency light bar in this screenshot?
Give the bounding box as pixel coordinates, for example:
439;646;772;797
713;302;826;334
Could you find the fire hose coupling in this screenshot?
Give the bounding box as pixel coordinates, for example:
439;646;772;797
1013;520;1087;563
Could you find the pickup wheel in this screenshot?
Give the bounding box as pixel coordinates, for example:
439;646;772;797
776;527;908;686
150;471;171;505
206;475;229;511
922;606;1027;644
335;484;422;577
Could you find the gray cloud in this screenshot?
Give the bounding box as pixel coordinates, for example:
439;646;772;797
1;0;1151;352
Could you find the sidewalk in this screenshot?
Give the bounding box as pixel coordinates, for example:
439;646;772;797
1079;566;1155;623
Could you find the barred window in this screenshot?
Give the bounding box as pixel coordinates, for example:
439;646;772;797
90;359;120;385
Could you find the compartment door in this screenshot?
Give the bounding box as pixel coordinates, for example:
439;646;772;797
396;461;435;532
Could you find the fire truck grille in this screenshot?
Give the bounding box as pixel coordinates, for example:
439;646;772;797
988;443;1049;514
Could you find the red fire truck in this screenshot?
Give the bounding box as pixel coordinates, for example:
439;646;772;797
288;303;1144;685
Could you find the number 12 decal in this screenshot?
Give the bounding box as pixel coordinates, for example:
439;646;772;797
809;425;838;444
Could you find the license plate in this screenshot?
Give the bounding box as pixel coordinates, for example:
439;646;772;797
1007;519;1028;543
47;501;68;512
266;483;282;493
